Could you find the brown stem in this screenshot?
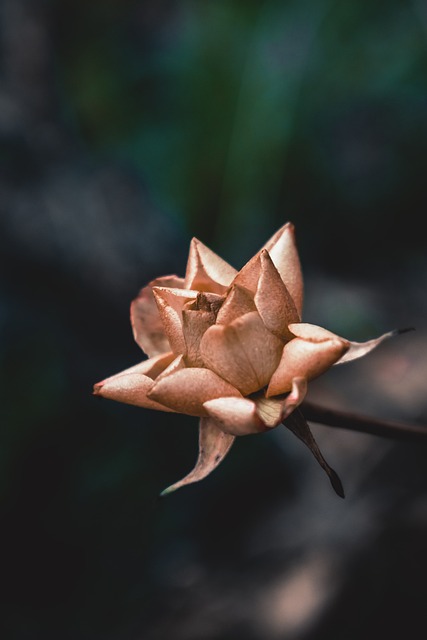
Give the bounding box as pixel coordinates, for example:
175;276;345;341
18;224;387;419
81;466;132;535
301;401;427;442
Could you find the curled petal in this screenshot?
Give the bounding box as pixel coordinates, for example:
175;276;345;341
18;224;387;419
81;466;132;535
216;285;255;325
160;417;235;496
283;408;345;498
255;250;300;339
93;352;176;412
267;332;348;396
130;275;185;356
185;238;237;293
262;222;304;316
152;286;198;355
256;377;307;426
148;367;242;416
200;311;284;395
203;397;264;436
335;329;405;365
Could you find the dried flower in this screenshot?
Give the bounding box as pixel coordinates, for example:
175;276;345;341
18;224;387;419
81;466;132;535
94;223;396;496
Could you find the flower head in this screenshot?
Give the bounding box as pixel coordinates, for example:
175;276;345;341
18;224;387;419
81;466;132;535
94;223;395;496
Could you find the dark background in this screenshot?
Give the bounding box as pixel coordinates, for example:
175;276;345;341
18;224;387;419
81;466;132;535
1;1;427;638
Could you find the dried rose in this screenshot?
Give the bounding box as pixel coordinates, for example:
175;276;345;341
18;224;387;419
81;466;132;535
93;223;395;496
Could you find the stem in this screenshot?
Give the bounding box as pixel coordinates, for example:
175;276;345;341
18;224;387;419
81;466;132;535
301;401;427;442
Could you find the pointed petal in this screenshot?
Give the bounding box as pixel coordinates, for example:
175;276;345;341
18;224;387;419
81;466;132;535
160;417;235;496
216;285;255;325
200;311;284;395
203;397;264;436
130;275;185;356
283;408;345;497
335;329;401;365
93;352;176;412
256;377;307;426
262;222;304;316
152;286;198;355
185;238;237;293
267;331;348;396
182;308;216;366
148;367;242;416
231;252;261;296
255;250;300;339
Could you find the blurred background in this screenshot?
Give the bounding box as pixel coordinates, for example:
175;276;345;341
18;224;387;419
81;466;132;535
1;0;427;638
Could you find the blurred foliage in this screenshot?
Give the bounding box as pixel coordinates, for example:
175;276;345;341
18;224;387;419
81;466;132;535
52;0;427;269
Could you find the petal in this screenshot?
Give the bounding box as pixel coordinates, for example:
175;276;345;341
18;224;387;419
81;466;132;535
148;367;242;416
254;250;300;339
267;332;348;396
203;397;264;436
335;329;402;365
283;408;345;498
216;284;255;325
185;238;237;293
160;417;235;496
93;352;176;412
200;311;284;395
152;286;198;355
231;252;261;296
130;275;185;356
288;322;345;342
262;222;304;316
182;308;216;366
255;376;307;426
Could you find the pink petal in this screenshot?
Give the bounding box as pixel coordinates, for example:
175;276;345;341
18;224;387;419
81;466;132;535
216;285;255;325
267;333;348;396
182;308;217;366
203;397;264;436
160;417;235;496
93;352;176;412
152;286;198;355
262;222;304;316
335;330;399;364
231;252;261;296
254;250;300;339
130;275;185;357
148;367;242;416
256;377;307;425
185;238;237;293
200;311;284;395
288;322;346;342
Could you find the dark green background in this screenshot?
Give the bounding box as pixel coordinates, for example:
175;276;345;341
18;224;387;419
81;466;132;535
1;1;427;638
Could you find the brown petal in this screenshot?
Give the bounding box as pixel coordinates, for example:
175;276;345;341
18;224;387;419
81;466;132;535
200;311;284;395
148;367;242;416
256;377;307;426
152;286;198;355
267;332;348;396
93;352;176;412
185;238;237;293
130;275;185;356
160;417;235;496
288;322;346;342
203;397;264;436
283;408;345;498
182;308;216;366
335;329;401;364
262;222;304;316
216;285;255;325
255;250;300;339
231;252;261;296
